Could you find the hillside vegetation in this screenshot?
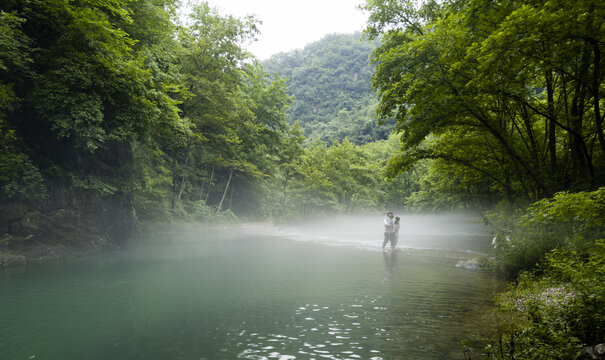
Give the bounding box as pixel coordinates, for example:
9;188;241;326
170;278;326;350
264;33;395;144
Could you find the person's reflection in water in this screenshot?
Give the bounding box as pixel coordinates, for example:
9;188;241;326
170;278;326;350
382;250;399;282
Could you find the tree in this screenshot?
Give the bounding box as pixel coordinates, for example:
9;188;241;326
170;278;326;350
0;0;184;244
362;0;605;207
0;10;46;200
289;139;338;217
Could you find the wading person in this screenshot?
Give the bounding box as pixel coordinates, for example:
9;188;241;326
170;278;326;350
392;216;400;249
383;211;395;250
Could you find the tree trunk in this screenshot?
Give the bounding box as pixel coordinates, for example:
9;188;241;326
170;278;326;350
228;184;234;210
200;166;205;200
282;169;291;217
545;70;557;179
521;104;540;169
205;167;214;203
468;101;551;197
570;52;594;188
216;169;232;214
592;43;605;158
171;150;178;210
176;141;193;201
177;173;186;201
447;80;552;197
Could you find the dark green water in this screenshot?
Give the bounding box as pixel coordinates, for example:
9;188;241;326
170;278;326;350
0;221;503;360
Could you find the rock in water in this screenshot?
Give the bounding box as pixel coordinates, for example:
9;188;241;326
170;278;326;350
455;258;479;271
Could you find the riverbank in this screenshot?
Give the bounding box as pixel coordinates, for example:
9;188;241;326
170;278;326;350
0;243;101;267
0;202;130;268
482;189;605;359
0;221;241;268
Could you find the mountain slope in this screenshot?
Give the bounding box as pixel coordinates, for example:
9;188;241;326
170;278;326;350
263;32;395;144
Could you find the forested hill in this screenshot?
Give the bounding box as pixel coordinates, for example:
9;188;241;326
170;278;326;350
263;33;394;144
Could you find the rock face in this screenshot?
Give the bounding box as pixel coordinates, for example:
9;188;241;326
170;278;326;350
0;199;134;267
578;344;605;360
1;206;84;247
0;251;27;267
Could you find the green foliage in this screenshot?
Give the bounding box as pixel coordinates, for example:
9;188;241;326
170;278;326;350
282;134;418;218
0;0;463;233
485;188;605;278
131;142;173;224
0;0;279;241
263;33;393;144
488;240;605;359
0;125;46;199
20;0;154;151
0;10;31;110
289;139;339;215
359;134;423;210
406;160;492;212
0;10;45;200
363;0;605;206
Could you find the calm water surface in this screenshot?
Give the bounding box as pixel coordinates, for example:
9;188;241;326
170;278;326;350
0;215;503;359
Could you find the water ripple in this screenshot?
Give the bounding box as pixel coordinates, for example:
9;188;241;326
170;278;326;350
0;229;502;360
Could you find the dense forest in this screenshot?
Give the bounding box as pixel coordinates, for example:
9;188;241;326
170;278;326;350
1;0;605;358
0;0;297;248
263;33;395;144
0;0;413;253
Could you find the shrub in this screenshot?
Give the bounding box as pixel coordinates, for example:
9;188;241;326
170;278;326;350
484;188;605;278
487;240;605;359
191;200;238;223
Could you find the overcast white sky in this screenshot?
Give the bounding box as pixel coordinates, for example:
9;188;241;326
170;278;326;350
200;0;369;59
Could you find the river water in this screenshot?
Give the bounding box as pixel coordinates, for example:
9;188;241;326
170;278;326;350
0;214;503;360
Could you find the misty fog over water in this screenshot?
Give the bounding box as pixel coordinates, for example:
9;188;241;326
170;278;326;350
243;213;492;254
0;214;501;360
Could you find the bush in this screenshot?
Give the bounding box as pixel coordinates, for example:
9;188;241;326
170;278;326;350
191;200;238;223
487;240;605;359
484;188;605;278
191;200;215;221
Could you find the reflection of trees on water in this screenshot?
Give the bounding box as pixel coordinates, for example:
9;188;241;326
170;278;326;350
382;250;399;282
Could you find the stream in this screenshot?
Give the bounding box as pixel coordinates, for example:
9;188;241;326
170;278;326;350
0;214;504;359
